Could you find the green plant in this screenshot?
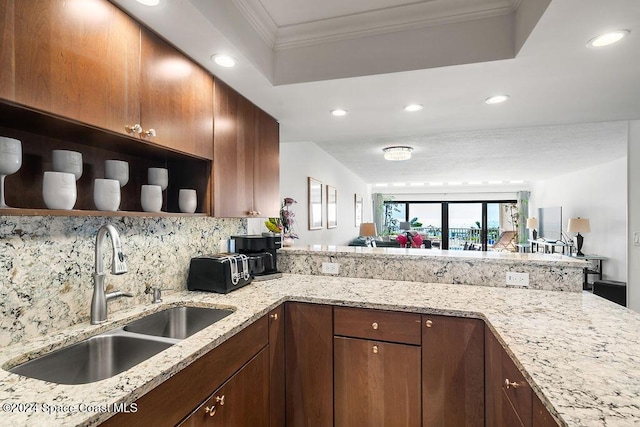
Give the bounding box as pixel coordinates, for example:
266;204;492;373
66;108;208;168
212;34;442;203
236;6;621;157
410;217;423;228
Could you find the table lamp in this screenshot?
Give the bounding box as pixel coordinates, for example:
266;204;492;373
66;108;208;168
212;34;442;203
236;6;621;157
359;223;378;247
526;217;538;240
567;217;590;256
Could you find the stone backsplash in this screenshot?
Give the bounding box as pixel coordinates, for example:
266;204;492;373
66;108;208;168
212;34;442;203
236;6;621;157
0;215;245;346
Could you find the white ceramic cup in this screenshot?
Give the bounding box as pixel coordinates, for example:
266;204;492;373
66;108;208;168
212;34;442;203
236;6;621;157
0;137;22;208
94;179;121;211
141;184;163;212
104;160;129;187
52;150;83;181
43;171;76;210
148;167;168;191
178;189;197;213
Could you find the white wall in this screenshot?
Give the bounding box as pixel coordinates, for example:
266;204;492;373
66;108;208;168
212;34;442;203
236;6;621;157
529;157;627;283
254;142;371;246
628;120;640;312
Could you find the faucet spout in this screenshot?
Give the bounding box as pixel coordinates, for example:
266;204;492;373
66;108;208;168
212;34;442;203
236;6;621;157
91;224;130;325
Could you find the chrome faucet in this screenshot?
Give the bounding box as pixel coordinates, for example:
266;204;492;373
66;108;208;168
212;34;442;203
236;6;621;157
90;224;131;324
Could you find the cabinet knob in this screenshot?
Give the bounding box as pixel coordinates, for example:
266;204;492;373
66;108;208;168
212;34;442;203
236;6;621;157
425;319;433;328
372;345;379;354
504;378;520;389
204;406;217;417
270;313;278;320
125;124;142;134
371;322;379;330
216;395;225;405
143;128;157;138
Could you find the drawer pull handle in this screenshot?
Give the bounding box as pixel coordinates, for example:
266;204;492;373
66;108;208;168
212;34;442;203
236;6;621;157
372;322;378;330
504;378;520;389
204;396;224;417
270;313;278;320
425;319;433;328
372;345;379;354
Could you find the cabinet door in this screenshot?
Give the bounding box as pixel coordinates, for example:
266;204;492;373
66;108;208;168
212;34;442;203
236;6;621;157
253;108;280;217
334;337;421;427
485;327;532;427
212;79;255;217
0;0;14;100
180;347;269;427
533;393;560;427
422;315;484;426
285;302;333;427
268;305;285;427
13;0;140;135
140;28;213;159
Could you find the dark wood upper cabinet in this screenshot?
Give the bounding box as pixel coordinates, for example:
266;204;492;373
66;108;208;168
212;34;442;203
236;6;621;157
213;79;279;217
140;29;213;160
0;0;15;100
13;0;140;136
422;315;485;427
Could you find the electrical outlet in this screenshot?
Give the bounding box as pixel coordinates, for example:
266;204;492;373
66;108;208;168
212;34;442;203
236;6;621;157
322;262;340;275
506;272;529;287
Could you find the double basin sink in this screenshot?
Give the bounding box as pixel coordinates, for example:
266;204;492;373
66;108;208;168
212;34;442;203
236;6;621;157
9;306;233;385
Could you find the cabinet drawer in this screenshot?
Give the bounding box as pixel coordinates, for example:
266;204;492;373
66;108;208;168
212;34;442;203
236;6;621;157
502;350;532;426
334;307;421;345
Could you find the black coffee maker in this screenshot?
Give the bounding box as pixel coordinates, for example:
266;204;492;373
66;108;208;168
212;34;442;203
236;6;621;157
231;233;282;280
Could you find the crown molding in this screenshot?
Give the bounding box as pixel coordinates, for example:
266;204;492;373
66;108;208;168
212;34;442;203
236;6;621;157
233;0;518;51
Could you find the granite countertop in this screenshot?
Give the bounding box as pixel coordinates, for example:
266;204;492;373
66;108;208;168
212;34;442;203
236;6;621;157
280;245;588;265
1;274;639;426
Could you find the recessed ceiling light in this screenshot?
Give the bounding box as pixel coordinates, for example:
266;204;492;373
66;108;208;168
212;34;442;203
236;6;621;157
485;95;509;105
429;182;443;186
375;183;388;187
393;183;406;187
509;180;524;184
383;146;413;161
409;182;425;187
136;0;160;6
448;181;462;186
330;109;348;117
468;181;483;185
488;180;503;184
404;104;424;112
211;54;237;68
587;30;630;48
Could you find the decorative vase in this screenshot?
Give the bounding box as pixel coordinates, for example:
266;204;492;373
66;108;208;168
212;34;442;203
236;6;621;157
283;236;295;247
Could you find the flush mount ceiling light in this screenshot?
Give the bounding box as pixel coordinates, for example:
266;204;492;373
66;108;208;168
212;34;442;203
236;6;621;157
485;95;509;105
330;109;348;117
404;104;424;112
587;30;630;48
383;146;413;161
211;54;237;68
136;0;160;5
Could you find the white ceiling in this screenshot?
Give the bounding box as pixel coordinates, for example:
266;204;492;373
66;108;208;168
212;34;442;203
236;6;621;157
112;0;638;187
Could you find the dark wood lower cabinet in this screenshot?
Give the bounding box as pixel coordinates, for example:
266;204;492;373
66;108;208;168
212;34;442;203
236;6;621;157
179;347;269;426
284;302;333;427
334;336;421;427
533;392;560;427
422;315;485;426
268;305;285;427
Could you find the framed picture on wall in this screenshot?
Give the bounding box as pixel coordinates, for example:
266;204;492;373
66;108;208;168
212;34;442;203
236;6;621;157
327;185;337;228
308;177;323;230
354;194;363;227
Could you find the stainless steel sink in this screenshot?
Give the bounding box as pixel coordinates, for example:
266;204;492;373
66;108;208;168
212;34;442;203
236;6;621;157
9;306;234;384
123;306;234;339
9;332;173;385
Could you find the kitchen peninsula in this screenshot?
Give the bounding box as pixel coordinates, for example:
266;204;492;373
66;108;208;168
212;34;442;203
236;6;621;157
279;245;587;292
1;274;639;426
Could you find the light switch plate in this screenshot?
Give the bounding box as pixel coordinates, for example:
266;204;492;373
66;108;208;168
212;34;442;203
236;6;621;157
322;262;340;275
506;272;529;287
634;232;640;246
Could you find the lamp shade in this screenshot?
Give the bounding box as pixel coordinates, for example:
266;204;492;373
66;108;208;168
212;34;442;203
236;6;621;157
526;218;538;229
359;222;378;237
568;218;590;233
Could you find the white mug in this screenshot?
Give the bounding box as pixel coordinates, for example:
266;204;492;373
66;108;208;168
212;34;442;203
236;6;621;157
43;171;76;210
52;150;83;181
104;160;129;187
148;167;168;191
178;189;197;213
94;179;121;211
141;185;163;212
